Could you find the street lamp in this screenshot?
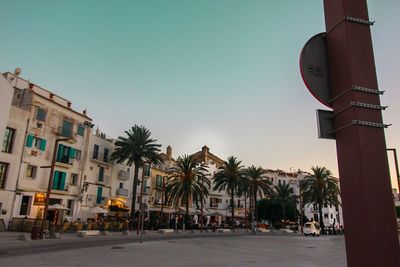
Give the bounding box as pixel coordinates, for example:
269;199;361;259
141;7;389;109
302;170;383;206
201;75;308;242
40;138;69;239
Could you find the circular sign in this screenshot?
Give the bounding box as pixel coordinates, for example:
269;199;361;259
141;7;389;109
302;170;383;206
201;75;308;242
300;32;332;108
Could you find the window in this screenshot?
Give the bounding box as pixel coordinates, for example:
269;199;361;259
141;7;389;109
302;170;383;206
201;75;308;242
144;165;151;176
66;200;74;216
36;108;47;122
70;173;78;185
19;196;32;216
52;171;66;190
2;128;15;153
61;120;73;138
76;125;85;137
210;198;221;208
26;135;47;151
93;144;99;159
56;144;74;164
324;213;329;219
73;149;81;160
0;162;9;189
119;183;123;189
155;190;162;204
25;165;37;178
98;167;104;182
104;148;109;162
156;175;163;187
96;187;103;204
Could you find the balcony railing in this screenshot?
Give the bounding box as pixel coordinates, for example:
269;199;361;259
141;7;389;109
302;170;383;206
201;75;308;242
98;175;110;185
118;170;130;180
91;151;111;164
116;188;129;197
56;127;76;140
143;187;151;195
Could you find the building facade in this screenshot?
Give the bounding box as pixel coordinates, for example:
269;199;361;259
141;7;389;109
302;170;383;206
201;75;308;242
0;72;92;228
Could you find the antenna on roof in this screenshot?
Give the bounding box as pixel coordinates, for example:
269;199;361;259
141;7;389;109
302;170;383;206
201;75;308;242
14;67;22;76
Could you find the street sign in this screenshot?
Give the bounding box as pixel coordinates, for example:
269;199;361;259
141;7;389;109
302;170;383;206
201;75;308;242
300;33;332;108
316;109;335;140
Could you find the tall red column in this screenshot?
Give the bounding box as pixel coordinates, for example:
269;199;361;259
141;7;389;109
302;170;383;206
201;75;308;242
323;1;400;266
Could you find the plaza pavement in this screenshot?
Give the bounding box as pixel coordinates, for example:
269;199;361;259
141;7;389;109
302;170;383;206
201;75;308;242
0;230;347;267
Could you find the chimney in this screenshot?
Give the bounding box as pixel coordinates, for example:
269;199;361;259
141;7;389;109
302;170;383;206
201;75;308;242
83;109;87;115
202;145;209;157
166;145;172;160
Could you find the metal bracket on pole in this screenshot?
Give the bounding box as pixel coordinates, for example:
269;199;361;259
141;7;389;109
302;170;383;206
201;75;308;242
330;85;384;103
329;120;391;134
344;16;375;25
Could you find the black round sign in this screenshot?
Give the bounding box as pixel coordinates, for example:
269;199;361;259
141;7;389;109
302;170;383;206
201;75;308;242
300;32;332;108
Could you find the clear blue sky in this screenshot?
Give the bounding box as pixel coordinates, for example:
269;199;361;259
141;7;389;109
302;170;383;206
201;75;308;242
1;0;399;187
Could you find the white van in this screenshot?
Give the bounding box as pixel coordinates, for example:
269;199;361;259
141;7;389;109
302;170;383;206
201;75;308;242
303;222;320;236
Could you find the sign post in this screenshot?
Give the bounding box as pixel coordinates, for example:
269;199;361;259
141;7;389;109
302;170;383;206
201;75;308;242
301;1;400;266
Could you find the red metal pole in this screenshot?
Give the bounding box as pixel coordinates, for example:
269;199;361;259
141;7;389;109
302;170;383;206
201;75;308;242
323;1;400;266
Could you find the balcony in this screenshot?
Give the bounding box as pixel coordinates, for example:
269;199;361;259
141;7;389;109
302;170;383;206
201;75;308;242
118;170;130;180
116;188;129;197
55;127;76;142
98;175;110;185
91;151;112;165
55;156;73;168
143;187;151;195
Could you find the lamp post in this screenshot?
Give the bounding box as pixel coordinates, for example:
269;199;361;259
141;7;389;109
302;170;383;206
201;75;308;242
387;148;400;193
40;138;69;239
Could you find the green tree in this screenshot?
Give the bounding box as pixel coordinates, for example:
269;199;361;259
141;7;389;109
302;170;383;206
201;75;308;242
213;156;246;228
301;166;340;230
165;155;210;229
111;125;162;219
245;165;273;222
274;182;295;221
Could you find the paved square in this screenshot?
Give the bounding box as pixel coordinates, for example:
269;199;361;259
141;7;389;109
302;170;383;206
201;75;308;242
0;235;346;267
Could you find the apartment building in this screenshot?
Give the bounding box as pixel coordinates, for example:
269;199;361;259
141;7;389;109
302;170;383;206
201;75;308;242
0;72;92;227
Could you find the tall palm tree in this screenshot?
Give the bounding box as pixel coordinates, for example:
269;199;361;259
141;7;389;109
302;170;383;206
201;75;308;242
301;166;340;230
111;125;162;219
274;182;295;221
213;156;246;228
245;166;273;223
165;155;210;229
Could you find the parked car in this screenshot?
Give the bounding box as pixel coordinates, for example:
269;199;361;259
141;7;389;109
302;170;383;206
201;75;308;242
303;222;320;236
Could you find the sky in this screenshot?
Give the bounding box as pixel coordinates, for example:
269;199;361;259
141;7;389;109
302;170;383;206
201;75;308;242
1;0;399;188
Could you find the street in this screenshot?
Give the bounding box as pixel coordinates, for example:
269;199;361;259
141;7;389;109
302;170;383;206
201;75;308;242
0;234;346;267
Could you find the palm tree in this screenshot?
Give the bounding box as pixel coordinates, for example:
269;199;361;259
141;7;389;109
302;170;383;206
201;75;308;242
165;155;210;229
245;166;273;223
274;182;295;222
213;156;246;228
111;125;162;219
301;166;340;231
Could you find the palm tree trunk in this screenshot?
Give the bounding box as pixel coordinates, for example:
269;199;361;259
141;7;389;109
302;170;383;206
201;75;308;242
244;192;247;224
231;191;235;229
130;163;140;220
185;194;189;230
253;187;257;222
318;203;325;232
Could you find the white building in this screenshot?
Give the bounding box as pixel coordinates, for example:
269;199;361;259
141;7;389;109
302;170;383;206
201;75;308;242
265;169;343;227
0;72;92;228
79;129;135;220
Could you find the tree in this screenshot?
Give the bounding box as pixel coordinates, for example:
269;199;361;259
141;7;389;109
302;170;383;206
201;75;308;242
245;166;273;223
301;166;340;231
165;155;210;229
274;182;295;222
213;156;246;228
111;125;162;219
